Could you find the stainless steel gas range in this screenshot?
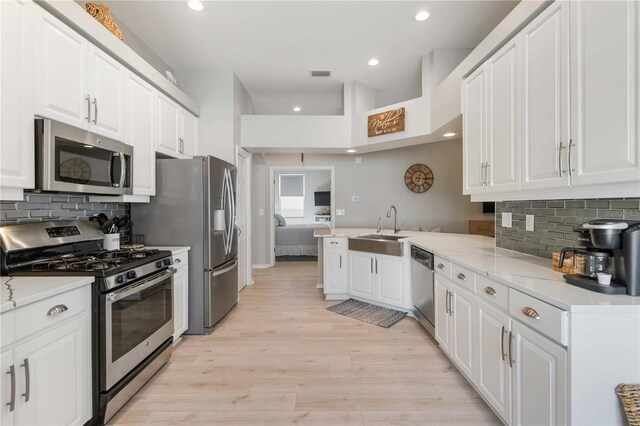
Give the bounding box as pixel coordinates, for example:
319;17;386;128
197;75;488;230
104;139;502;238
0;220;174;424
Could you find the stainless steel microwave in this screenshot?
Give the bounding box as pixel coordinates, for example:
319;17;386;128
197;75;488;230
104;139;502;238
35;118;133;195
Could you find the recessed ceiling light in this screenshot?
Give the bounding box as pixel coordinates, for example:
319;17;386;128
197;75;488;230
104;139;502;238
293;106;302;112
347;149;356;153
443;132;456;137
415;10;430;21
187;0;203;11
368;58;380;66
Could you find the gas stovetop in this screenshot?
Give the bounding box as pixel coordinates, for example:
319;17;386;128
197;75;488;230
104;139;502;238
25;249;163;274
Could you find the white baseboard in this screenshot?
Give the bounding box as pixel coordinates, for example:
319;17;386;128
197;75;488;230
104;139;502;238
324;293;350;301
316;282;324;289
252;264;272;269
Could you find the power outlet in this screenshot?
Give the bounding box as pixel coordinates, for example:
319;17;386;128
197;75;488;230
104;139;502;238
526;214;535;231
336;209;345;216
355;156;362;164
351;196;360;202
502;212;512;228
258;209;264;216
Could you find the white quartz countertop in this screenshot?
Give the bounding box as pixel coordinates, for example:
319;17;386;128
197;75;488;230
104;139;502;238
1;276;94;314
145;246;191;254
316;228;640;312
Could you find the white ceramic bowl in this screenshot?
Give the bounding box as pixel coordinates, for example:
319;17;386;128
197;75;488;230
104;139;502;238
596;272;612;285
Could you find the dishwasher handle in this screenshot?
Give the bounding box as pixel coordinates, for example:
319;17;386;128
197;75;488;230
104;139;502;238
410;246;434;270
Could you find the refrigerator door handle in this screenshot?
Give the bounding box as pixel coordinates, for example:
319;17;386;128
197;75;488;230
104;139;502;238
221;169;230;256
224;169;233;255
228;169;236;250
211;258;238;277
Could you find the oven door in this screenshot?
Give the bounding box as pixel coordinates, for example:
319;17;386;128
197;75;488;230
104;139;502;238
36;118;133;195
103;268;174;390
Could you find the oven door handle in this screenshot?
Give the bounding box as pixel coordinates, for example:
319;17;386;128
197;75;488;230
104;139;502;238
108;269;175;302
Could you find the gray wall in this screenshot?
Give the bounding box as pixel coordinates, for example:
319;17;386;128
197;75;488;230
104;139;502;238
252;140;490;265
0;193;130;241
495;198;640;259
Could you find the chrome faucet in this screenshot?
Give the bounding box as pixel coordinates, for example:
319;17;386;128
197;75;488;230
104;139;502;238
386;205;401;234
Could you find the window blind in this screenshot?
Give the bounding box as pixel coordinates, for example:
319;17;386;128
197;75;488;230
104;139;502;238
280;175;304;196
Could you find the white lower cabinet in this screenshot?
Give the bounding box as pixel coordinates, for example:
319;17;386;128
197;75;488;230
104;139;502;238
346;250;408;309
434;275;452;355
512;320;567;426
0;286;91;426
171;250;190;343
450;283;476;381
324;247;347;296
477;299;511;424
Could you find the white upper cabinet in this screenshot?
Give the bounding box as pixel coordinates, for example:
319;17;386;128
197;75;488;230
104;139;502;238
126;72;156;196
0;0;35;200
487;38;520;192
88;45;126;141
156;93;180;156
569;0;640;186
34;6;88;130
462;66;488;194
521;1;570;190
181;110;198;157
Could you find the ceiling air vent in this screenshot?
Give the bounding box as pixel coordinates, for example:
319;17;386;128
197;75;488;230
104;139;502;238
310;70;331;77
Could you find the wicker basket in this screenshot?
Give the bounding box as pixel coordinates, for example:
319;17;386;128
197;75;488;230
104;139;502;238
85;3;124;40
616;384;640;425
552;251;575;274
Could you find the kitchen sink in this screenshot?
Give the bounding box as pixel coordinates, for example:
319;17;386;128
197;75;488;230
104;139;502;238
348;234;405;257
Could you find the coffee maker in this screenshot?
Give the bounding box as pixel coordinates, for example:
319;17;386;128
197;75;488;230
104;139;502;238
561;220;640;296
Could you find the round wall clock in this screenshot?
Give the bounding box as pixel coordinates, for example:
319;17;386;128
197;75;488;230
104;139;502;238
59;158;91;184
404;164;434;193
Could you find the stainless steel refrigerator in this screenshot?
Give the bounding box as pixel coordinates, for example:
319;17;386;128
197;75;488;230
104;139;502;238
131;156;238;334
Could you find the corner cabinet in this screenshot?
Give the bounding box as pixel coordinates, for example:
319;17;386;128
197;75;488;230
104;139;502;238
0;285;92;426
461;0;640;200
0;0;35;201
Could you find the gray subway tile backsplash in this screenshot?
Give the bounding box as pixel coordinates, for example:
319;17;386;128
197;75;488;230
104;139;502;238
0;192;130;242
495;198;640;259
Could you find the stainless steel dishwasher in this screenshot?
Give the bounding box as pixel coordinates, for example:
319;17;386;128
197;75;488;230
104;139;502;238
410;245;435;337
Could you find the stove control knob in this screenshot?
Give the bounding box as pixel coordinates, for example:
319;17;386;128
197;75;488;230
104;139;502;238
116;275;125;284
156;261;164;268
163;258;173;266
127;271;137;280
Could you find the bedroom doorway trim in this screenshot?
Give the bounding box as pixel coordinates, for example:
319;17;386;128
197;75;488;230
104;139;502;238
237;146;253;289
269;165;336;267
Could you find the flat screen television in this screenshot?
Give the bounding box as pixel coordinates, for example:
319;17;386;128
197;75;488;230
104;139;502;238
314;191;330;207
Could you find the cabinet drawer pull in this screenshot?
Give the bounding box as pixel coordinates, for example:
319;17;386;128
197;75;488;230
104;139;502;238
47;304;68;316
21;359;30;402
522;307;540;320
437;263;445;270
6;365;15;411
484;286;496;296
456;273;466;281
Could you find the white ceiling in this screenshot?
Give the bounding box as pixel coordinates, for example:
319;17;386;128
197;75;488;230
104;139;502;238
105;1;517;114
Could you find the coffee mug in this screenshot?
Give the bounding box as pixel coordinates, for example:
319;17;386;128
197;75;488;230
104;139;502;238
104;233;120;251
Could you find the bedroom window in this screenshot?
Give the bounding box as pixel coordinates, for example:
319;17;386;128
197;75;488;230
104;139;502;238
279;174;305;218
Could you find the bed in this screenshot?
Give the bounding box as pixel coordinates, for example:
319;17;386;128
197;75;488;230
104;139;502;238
275;223;329;257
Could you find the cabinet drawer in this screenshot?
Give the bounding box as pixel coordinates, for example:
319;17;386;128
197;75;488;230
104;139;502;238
434;256;451;278
476;275;509;310
172;251;188;268
16;286;88;340
509;289;568;345
1;310;16;346
325;237;345;248
451;263;476;292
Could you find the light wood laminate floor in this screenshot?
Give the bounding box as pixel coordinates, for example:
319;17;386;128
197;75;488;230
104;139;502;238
111;261;500;425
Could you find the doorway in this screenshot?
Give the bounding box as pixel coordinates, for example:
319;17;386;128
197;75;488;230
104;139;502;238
269;166;335;266
236;147;252;292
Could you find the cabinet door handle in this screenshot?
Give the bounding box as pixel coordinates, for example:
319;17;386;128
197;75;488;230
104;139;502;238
500;326;506;361
6;365;15;411
375;259;378;274
568;139;574;176
484;286;496;296
92;97;98;124
456;273;466;281
370;258;373;274
486;162;491;186
448;291;453;316
480;162;486;186
522;307;540;320
445;289;450;314
21;359;30;402
339;255;342;269
558;141;564;177
508;331;515;366
85;95;91;122
47;304;68;316
437;263;445;270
